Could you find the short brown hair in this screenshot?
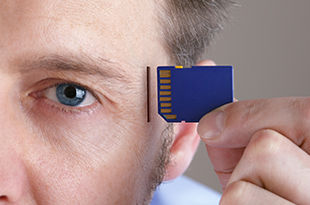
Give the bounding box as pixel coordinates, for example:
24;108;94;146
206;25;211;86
159;0;234;66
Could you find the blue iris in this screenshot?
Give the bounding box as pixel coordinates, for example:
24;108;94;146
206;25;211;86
56;83;86;106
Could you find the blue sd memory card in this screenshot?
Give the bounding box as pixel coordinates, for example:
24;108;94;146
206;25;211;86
157;66;233;122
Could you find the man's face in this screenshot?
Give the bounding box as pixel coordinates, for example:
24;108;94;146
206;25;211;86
0;0;171;204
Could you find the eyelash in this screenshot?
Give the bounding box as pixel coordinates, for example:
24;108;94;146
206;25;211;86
29;79;101;115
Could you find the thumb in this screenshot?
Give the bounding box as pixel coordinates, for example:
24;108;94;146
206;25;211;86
197;98;240;190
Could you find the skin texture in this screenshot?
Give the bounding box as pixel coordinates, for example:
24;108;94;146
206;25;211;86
2;0;306;204
0;0;200;204
197;97;310;204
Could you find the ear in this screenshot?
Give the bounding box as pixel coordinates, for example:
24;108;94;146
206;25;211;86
163;122;200;181
196;59;216;66
163;59;216;181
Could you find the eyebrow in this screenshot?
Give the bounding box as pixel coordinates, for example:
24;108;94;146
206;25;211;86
14;54;130;83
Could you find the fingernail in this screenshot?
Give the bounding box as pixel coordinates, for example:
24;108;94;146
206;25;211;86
198;110;225;140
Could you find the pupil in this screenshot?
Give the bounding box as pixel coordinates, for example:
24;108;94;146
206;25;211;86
64;86;76;99
56;83;86;107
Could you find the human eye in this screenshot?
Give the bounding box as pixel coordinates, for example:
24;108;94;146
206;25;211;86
28;80;100;115
44;83;96;107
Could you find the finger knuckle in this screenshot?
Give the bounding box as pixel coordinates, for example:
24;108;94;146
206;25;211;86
225;100;265;129
245;129;283;161
220;181;248;205
294;98;310;126
288;98;310;148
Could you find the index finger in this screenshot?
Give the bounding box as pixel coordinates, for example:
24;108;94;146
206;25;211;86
197;97;310;150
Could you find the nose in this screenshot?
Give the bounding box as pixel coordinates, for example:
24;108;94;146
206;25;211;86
0;79;34;204
0;151;31;204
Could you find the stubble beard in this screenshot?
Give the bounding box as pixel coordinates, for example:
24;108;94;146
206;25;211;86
142;124;174;205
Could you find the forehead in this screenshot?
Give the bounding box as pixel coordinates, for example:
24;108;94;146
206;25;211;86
0;0;163;67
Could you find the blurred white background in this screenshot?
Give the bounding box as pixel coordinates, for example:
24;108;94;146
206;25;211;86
185;0;310;192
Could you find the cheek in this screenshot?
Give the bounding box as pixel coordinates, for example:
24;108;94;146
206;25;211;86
26;147;145;204
22;105;153;204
